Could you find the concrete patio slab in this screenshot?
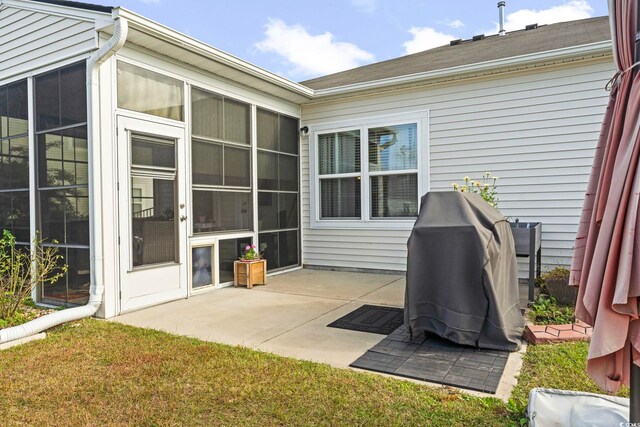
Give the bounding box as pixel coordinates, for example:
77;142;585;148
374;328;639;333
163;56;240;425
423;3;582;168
259;301;386;367
114;285;348;347
111;268;525;401
259;268;403;301
358;277;405;307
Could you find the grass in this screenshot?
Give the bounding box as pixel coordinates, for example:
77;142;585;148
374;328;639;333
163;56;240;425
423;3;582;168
508;341;630;422
0;320;629;426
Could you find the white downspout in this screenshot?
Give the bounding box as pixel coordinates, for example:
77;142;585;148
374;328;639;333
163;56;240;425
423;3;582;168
0;17;128;344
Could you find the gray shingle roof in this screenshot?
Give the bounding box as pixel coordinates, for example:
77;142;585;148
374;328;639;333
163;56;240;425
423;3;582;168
30;0;112;13
301;16;611;90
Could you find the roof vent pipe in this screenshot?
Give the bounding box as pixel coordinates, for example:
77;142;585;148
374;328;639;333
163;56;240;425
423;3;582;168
498;1;506;36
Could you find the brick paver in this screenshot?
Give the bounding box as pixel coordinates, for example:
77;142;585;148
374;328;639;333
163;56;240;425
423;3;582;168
524;320;592;344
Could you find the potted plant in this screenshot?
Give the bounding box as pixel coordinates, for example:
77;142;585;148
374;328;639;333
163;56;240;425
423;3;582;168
451;172;499;209
233;244;266;289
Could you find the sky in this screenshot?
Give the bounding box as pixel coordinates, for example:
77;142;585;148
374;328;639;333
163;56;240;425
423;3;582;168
90;0;609;82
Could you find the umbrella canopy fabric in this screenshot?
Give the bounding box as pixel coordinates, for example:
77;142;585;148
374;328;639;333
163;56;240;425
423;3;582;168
570;0;640;393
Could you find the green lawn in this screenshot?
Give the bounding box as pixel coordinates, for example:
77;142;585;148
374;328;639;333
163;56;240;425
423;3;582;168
0;320;628;426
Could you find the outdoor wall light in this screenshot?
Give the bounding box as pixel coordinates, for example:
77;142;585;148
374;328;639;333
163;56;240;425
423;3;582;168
300;126;309;135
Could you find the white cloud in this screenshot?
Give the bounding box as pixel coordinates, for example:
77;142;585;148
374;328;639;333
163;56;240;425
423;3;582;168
486;0;594;34
403;27;456;55
255;19;375;78
351;0;377;13
446;19;465;29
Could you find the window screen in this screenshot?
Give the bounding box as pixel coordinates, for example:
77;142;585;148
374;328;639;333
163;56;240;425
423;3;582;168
191;87;252;235
117;62;184;121
35;62;90;307
257;107;300;271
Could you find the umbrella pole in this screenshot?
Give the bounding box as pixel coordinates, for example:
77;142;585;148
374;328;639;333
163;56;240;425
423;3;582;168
636;0;640;75
632;348;639;422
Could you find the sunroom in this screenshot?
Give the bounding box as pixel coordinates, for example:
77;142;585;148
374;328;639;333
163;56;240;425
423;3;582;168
0;0;313;318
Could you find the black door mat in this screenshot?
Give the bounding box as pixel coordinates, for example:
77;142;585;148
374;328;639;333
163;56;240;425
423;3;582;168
327;304;404;335
350;326;510;394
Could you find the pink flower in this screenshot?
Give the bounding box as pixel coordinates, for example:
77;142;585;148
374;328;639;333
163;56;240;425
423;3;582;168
251;244;257;249
245;245;251;251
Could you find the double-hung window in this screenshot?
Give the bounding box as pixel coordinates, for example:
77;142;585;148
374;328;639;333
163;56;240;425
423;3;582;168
313;112;427;227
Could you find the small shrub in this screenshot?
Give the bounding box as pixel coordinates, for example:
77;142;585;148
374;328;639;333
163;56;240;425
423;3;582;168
0;230;67;322
0;310;31;329
541;266;570;282
539;266;576;306
529;295;575;325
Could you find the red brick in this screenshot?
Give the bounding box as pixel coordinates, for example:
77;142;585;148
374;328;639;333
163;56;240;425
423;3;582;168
551;324;574;331
558;330;589;340
575;320;592;328
572;324;587;334
524;323;592;345
544;326;561;337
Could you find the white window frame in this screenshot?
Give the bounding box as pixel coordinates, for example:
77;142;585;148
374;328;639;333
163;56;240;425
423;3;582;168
309;111;429;229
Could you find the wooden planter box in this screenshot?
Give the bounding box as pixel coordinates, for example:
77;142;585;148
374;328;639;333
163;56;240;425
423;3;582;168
509;221;542;303
233;259;267;289
545;277;578;306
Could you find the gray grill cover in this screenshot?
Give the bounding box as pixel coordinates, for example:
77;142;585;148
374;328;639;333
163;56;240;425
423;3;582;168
405;192;524;351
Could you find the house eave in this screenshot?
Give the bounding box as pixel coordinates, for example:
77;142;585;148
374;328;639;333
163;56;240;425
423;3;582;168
0;0;111;21
112;7;314;104
310;40;614;100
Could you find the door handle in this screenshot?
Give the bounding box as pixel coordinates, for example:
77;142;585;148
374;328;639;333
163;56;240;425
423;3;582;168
180;215;188;222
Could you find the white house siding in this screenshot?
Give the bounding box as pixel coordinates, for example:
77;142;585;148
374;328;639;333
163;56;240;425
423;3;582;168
0;5;97;82
300;57;616;272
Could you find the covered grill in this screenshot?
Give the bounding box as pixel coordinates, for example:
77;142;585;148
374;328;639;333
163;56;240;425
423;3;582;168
405;191;524;351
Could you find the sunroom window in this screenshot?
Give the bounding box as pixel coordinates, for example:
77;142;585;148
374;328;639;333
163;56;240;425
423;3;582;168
117;61;184;121
191;87;252;234
256;108;300;270
35;62;90;306
0;80;29;244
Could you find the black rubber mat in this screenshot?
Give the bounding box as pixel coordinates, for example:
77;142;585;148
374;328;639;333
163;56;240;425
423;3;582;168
327;304;404;335
350;326;510;394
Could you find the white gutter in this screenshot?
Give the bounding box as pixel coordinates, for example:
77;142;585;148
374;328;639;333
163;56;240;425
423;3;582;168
0;16;128;344
312;40;613;98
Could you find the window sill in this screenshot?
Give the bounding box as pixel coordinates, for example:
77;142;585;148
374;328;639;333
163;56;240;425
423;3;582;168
310;219;417;230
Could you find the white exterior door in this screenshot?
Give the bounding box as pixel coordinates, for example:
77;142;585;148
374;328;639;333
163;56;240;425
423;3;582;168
117;116;188;313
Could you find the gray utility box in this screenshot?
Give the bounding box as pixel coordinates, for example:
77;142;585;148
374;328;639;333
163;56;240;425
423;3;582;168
509;221;542;303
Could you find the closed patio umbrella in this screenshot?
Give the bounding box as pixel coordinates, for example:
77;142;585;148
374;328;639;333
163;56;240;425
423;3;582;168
569;0;640;421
